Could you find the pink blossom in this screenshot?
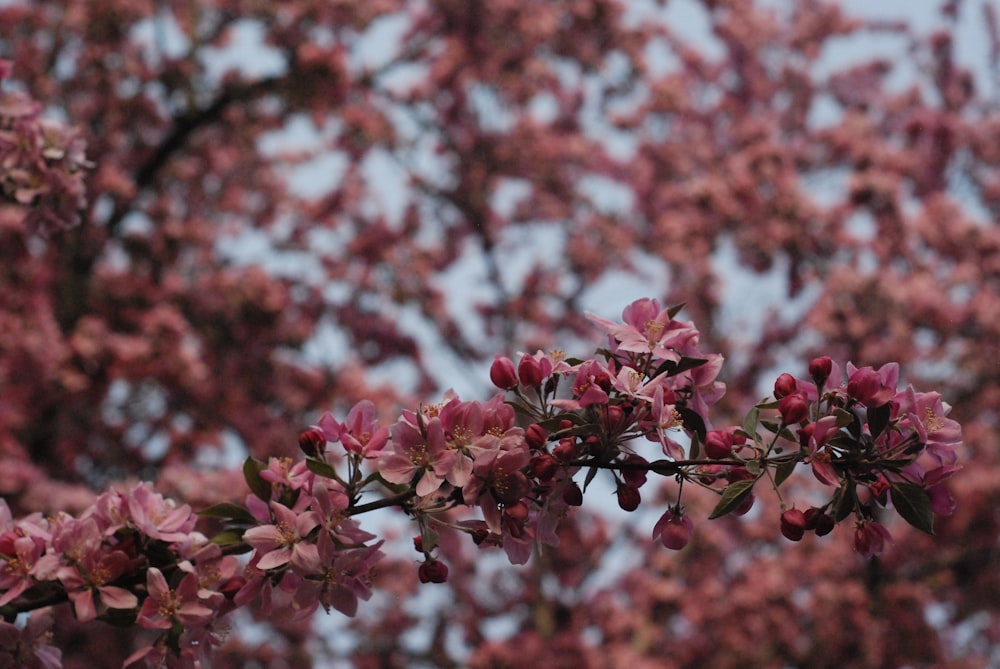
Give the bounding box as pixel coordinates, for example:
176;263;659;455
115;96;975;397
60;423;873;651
137;567;213;630
379;415;457;497
244;501;320;571
338;400;389;456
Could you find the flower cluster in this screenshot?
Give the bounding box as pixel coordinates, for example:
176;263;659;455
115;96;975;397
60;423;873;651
0;299;962;668
0;60;90;236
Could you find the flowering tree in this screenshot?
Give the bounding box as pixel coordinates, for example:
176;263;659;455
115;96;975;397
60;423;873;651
1;0;998;667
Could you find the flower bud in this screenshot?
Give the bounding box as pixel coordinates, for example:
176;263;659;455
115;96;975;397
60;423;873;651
552;437;579;462
704;429;734;459
298;428;326;457
616;484;641;512
804;507;835;536
773;373;798;399
562;482;583;506
778;392;809;425
854;520;892;558
780;508;807;541
525;423;548;451
652;508;694;550
504;501;529;522
489;356;519;390
418;558;449;584
412;536;424;552
808;356;833;387
622;454;648;489
529;454;559;482
517;354;545;387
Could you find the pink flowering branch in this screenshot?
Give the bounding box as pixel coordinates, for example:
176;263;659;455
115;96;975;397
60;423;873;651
0;298;963;668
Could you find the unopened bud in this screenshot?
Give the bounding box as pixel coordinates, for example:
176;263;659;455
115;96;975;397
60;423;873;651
808;356;833;387
780;508;807;541
298;428;326;457
525;423;548;451
773;373;798;399
616;484;641;512
418;559;449;584
489;356;519;390
562;482;583;506
778;392;809;425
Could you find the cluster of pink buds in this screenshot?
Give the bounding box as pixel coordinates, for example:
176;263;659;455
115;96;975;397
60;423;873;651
0;299;962;668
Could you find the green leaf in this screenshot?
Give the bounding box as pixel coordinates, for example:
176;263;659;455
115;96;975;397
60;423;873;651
687;431;701;460
743;405;760;436
582;465;599;492
678;407;707;443
209;530;251;552
745;459;761;476
759;418;782;434
197;502;257;524
890;482;935;535
867;403;892;439
773;457;798;488
306;457;339;480
708;479;757;519
833;484;856;522
754;398;781;410
243;456;272;501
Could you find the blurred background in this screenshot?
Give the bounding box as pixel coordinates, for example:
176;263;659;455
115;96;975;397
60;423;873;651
2;0;999;667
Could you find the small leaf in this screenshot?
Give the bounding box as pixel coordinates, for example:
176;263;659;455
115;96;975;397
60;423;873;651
687;431;701;460
667;301;687;320
833;484;856;522
582;466;599;492
754;398;781;410
890;482;935;535
209;530;252;552
708;479;757;520
867;403;892;439
678;407;707;443
745;459;761;476
243;456;272;501
306;457;339;480
743;406;760;440
760;419;782;434
773;457;798;488
198;502;257;524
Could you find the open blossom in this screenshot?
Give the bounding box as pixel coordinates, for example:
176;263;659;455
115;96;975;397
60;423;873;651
586;298;698;362
338;400;389;456
244;501;320;571
898;388;961;464
124;483;197;543
288;531;384;617
137;567;213;630
0;611;61;669
379;415;457;497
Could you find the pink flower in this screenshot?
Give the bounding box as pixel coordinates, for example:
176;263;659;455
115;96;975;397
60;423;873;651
259;456;313;491
379;415;457;497
124;483;197;543
137;567;214;630
289;531;384;618
0;533;45;606
244;501;320;571
0;611;62;669
853;520;892;558
586;298;698;362
338;400;389;456
845;363;898;408
899;388;962;464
